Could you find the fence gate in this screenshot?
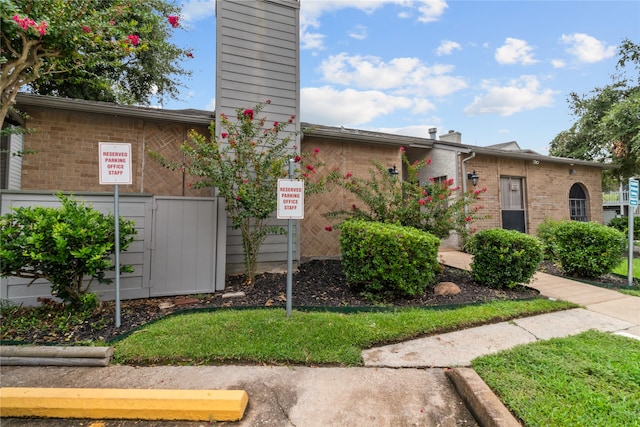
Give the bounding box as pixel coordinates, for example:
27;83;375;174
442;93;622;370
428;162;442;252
150;196;223;296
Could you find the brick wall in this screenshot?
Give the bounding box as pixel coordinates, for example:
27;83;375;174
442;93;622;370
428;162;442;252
300;137;401;258
19;106;210;197
462;154;604;235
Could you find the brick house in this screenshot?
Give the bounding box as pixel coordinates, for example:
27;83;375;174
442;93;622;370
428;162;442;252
1;93;610;303
300;125;610;258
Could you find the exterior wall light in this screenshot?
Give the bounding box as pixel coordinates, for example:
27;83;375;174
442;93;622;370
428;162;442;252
467;170;479;187
388;164;399;177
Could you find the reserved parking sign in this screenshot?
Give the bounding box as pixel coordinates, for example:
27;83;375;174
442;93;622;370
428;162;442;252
99;142;132;185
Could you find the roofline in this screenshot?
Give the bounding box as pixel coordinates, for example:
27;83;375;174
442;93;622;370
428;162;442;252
301;123;434;148
461;144;616;169
12;95;614;169
14;93;215;125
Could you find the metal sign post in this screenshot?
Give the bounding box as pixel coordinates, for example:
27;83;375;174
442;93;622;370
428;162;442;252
99;142;132;327
628;179;638;287
277;160;304;317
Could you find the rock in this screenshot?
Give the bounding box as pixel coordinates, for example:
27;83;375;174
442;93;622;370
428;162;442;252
434;282;461;296
158;302;175;310
222;291;246;299
174;297;200;306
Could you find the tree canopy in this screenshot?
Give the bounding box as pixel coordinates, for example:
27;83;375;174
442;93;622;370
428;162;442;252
549;38;640;184
1;0;191;124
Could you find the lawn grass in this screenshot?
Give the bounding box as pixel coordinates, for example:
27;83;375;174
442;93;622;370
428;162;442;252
112;298;575;366
612;257;640;279
610;258;640;296
472;330;640;427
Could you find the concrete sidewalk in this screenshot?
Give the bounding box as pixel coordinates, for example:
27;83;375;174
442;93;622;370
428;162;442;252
2;250;639;426
361;250;639;368
439;250;640;332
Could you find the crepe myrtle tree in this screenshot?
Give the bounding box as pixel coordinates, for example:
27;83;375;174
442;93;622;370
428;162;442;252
152;101;337;284
1;0;191;125
325;146;488;245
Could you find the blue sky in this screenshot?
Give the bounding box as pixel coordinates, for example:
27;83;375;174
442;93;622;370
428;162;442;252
164;0;639;154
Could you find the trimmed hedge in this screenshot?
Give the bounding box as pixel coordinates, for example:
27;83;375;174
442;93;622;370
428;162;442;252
554;221;625;278
339;220;440;298
536;218;567;261
468;228;543;289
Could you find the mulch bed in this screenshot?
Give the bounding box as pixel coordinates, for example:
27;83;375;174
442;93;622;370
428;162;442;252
2;259;631;345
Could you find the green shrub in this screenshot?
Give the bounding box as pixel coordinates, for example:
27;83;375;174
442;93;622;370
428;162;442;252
468;228;543;289
554;221;625;277
536;218;567;260
0;193;137;308
339;220;441;299
608;216;640;240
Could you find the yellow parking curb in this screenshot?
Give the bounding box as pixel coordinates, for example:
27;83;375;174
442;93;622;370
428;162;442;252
0;387;248;422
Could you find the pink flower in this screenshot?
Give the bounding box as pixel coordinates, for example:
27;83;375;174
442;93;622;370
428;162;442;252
186;52;194;58
313;147;319;154
325;226;333;232
352;204;357;210
306;164;315;172
221;132;229;139
167;15;180;28
36;21;49;36
426;158;432;165
127;34;140;46
400;146;406;152
426;196;433;202
265;99;271;104
82;25;92;33
243;109;254;120
288;115;295;124
465;217;472;222
344;172;352;179
418;199;426;206
273;121;279;127
294;155;301;163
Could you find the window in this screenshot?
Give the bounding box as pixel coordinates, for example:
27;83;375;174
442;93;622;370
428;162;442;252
569;183;588;221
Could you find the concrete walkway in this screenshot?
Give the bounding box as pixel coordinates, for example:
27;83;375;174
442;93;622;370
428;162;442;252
2;250;639;426
363;250;640;368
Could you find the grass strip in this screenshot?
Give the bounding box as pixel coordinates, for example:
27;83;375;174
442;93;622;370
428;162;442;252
113;298;574;366
473;330;640;427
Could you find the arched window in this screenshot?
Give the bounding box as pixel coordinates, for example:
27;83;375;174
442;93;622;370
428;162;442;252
569;184;588;221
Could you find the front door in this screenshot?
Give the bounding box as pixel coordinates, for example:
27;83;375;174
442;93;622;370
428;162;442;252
501;176;526;233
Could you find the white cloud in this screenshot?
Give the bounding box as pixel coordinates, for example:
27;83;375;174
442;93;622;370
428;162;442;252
436;40;462;56
300;0;448;50
181;0;216;22
318;53;467;97
464;75;558;116
205;97;215;112
560;33;616;63
301;86;413;126
378;124;440;138
495;38;538;65
415;0;449;23
551;59;566;68
348;24;368;40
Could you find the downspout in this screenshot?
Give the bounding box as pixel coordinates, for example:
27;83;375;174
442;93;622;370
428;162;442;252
461;151;475;195
461;151;476;243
